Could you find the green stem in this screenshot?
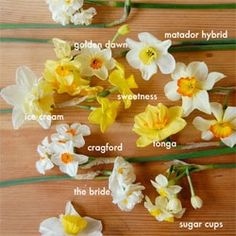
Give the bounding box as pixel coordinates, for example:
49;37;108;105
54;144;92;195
127;146;236;163
0;37;50;44
205;163;236;169
85;1;236;9
77;105;96;110
186;168;195;196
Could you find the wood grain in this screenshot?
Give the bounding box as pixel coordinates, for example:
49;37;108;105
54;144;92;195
0;1;236;235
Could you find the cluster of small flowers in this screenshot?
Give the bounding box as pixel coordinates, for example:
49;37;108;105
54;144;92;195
108;157;145;211
46;0;96;25
36;123;91;177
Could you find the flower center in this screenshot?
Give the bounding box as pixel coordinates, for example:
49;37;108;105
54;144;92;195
139;47;158;65
66;128;77;136
117;167;124;175
177;77;197;97
90;58;103;70
159;188;168;197
62;215;87;235
61;153;73;164
150;209;161;217
210;122;232;138
56;65;71;77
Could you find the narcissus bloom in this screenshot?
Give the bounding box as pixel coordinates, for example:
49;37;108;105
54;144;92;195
108;63;138;109
133;103;186;147
151;174;182;198
0;66;54;129
193;102;236;147
36;137;54;175
109;157;145;212
51;141;88;177
126;32;175;80
164;62;225;116
51;123;91;148
44;59;90;96
88;97;120;133
72;8;97;25
75;47;115;80
39;201;103;236
52;38;72;59
144;196;185;222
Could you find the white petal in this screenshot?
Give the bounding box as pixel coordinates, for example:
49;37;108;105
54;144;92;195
193;90;211;114
0;85;25;107
73;135;85;148
59;162;78;177
201;72;225;90
126;38;143;50
39;217;64;236
156;53;175;74
187;61;208;80
77;124;91;136
138;32;161;45
56;124;69;134
140;63;157;81
223;106;236;122
126;49;141;69
38;117;51;129
73;154;89;165
211;102;223;121
65;201;80;216
164;81;180;101
156;40;172;54
182;96;194;117
201;130;214;140
12;107;25;129
155;174;168;187
192;117;212;131
101;48;112;60
80;217;103;236
94;66;108;80
16;66;37;90
171;62;187;80
36;158;54;175
221;132;236;147
169;185;182;194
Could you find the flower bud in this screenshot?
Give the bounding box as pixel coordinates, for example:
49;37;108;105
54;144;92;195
191;195;203;209
118;24;130;36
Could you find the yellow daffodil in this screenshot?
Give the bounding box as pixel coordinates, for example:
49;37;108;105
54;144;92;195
52;38;72;59
133;103;187;147
44;58;90;96
108;63;138;109
88;97;120;133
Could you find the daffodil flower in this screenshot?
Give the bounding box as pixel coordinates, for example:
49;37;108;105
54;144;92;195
109;157;145;212
39;201;103;236
75;47;115;80
51;123;91;148
164;62;225;116
193;102;236;147
109;156;136;191
52;38;72;59
36;137;54;175
108;63;138;109
51;141;89;177
46;0;96;26
133;103;187;147
126;32;176;80
88;97;120;133
144;196;185;222
0;66;54;129
151;174;182;198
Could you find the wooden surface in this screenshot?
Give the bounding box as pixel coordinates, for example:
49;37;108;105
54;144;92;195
0;0;236;235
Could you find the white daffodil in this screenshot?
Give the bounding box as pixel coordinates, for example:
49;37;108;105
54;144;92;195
125;32;175;80
144;196;185;222
111;183;145;212
0;66;54;129
36;137;54;175
75;47;115;80
108;156;136;192
72;8;97;25
51;141;88;177
39;201;103;236
191;195;203;209
51;123;91;148
193;102;236;147
164;62;225;116
151;174;182;198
